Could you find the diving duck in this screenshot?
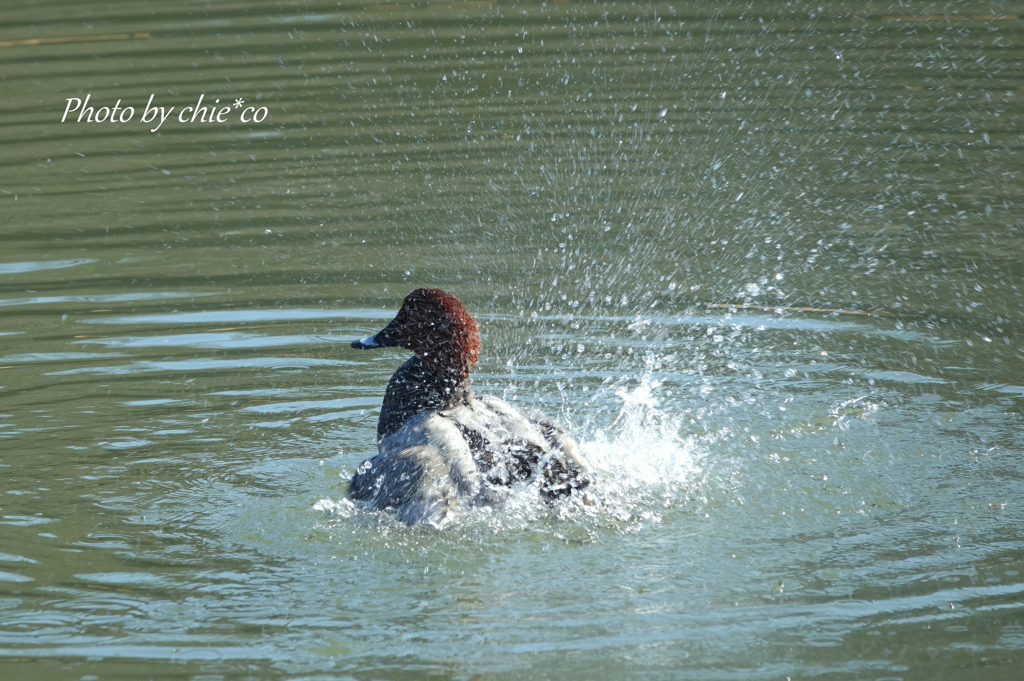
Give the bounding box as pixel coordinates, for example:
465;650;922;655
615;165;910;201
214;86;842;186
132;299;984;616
349;288;590;526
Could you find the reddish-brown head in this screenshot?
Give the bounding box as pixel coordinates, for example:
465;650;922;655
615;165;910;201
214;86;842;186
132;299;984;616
351;289;480;379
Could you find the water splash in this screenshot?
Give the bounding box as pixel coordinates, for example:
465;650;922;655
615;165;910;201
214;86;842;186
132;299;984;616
578;353;704;519
315;350;705;535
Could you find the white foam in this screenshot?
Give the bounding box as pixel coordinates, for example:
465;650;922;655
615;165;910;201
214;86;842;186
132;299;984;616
574;364;704;525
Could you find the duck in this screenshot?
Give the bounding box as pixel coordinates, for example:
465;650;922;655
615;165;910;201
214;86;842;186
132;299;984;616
348;288;590;526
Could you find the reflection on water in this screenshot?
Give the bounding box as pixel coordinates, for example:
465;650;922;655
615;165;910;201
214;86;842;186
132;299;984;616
2;1;1023;679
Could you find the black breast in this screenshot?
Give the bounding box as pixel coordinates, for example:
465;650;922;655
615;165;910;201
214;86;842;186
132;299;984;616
377;355;468;441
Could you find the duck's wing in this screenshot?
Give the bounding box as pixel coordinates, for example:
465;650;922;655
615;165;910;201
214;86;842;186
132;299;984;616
452;397;545;485
473;396;591;498
520;409;591;498
518;408;581;461
348;445;459;526
350;412;480;526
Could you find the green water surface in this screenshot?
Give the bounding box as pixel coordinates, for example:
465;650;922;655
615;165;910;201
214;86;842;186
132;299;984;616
2;2;1023;679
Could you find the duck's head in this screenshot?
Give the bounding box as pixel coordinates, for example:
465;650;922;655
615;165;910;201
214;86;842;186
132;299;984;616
351;288;481;379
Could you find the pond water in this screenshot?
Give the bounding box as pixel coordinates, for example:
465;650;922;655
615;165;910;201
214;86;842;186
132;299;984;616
2;1;1023;679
